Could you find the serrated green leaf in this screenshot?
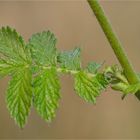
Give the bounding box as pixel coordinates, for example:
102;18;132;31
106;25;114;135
33;68;60;122
0;27;32;127
58;48;81;70
86;62;102;74
29;31;57;66
0;26;31;77
6;68;32;128
0;59;16;77
29;30;61;122
74;71;108;103
96;73;109;89
0;26;29;62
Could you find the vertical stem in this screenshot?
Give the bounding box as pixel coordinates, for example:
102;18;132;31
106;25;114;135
87;0;140;99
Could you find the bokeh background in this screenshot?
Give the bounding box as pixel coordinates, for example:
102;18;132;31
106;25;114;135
0;0;140;139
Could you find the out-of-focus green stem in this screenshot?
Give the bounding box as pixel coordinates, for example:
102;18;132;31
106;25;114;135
87;0;140;99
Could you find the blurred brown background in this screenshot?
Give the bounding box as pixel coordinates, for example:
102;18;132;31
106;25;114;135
0;0;140;139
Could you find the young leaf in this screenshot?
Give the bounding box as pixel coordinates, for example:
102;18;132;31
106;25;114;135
29;31;57;66
111;82;128;92
33;68;60;122
74;71;108;103
86;62;102;74
6;68;32;128
58;48;81;70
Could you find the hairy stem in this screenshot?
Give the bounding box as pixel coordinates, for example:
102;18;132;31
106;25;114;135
41;66;95;77
87;0;140;98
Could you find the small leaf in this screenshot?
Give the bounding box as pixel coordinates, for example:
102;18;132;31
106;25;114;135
58;48;81;70
29;31;57;66
74;71;108;103
86;62;102;74
6;68;32;128
33;68;60;122
111;82;128;92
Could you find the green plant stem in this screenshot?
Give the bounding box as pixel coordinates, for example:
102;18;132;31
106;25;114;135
87;0;140;98
41;66;95;77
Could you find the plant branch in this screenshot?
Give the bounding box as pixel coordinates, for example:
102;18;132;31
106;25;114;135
87;0;140;98
41;65;95;77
